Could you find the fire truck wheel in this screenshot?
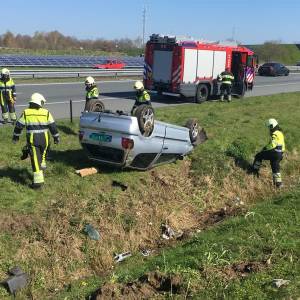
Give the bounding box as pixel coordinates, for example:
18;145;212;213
87;99;105;112
134;104;155;137
195;84;209;103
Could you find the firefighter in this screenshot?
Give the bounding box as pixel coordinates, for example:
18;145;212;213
0;68;17;123
218;67;234;102
84;76;99;111
131;81;151;115
12;93;60;189
252;118;285;188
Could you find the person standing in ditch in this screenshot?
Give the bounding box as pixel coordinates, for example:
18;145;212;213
84;76;99;111
218;67;234;102
251;118;285;188
131;81;151;115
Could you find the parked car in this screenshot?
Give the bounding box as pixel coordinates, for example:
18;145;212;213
93;59;125;69
79;101;207;170
258;62;289;76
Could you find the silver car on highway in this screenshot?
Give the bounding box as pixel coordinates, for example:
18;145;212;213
79;105;206;170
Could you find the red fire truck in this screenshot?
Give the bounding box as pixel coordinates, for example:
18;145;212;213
143;34;257;103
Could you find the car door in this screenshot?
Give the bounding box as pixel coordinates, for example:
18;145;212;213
154;125;191;164
129;122;166;169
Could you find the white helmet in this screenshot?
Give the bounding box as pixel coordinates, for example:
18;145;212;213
1;68;10;76
29;93;46;106
266;118;278;129
85;76;95;85
134;81;144;90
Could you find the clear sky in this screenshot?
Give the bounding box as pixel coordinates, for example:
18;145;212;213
2;0;299;44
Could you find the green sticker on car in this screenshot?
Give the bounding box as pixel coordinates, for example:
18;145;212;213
89;132;112;142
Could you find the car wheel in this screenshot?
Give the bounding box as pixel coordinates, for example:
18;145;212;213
195;84;209;104
285;71;289;76
185;118;208;145
86;99;105;112
134;104;154;137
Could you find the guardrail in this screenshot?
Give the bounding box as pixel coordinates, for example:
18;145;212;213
287;66;300;71
9;65;299;79
10;68;143;79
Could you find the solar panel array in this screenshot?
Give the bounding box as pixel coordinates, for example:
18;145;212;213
0;55;144;68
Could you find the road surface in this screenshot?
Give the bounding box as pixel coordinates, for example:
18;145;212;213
7;73;300;120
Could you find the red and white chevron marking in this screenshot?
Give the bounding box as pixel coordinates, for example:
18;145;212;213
172;66;181;84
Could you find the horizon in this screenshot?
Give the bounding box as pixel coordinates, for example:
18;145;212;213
1;0;299;45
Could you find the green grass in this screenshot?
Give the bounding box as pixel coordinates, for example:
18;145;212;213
249;43;300;65
0;92;299;299
100;187;300;299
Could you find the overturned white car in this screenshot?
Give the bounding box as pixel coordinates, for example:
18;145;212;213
79;100;207;170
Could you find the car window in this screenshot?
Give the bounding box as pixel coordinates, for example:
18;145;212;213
130;153;158;169
153;153;180;165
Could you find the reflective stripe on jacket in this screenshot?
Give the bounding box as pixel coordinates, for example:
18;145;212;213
0;78;16;104
136;90;150;103
86;86;99;101
265;130;285;152
220;71;234;85
13;107;59;138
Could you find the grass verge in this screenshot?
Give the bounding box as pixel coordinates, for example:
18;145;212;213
0;92;299;299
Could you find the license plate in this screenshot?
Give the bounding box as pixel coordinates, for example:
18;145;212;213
89;132;112;142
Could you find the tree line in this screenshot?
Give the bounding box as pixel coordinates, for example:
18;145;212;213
0;31;143;55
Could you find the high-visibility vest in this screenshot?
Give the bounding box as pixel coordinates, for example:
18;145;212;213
13;107;59;139
0;78;16;104
86;86;99;100
220;71;234;85
136;90;150;103
265;130;285;152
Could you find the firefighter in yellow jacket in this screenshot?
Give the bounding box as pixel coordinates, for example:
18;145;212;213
0;68;17;123
252;118;285;188
12;93;60;189
131;81;151;115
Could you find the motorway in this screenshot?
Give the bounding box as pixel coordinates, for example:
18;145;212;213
9;73;300;120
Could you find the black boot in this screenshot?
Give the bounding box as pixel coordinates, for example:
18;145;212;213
30;183;43;189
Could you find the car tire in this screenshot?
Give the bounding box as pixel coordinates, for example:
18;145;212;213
285;71;289;76
185;119;199;144
86;99;105;112
134;104;155;137
195;84;209;104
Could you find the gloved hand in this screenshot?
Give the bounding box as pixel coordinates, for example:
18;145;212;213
12;135;19;143
54;136;60;144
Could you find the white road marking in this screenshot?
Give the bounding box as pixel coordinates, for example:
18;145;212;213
14;96;133;107
255;82;300;88
17;79;136;87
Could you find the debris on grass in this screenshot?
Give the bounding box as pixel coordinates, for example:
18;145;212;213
161;224;184;240
245;211;255;219
84;224;101;241
114;252;132;263
273;278;290;288
141;249;151;257
1;266;29;295
90;271;184;299
75;167;98;177
111;180;128;191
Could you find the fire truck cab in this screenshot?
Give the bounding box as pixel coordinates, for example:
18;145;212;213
143;34;256;103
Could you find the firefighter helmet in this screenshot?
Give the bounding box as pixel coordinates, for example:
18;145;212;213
134;81;144;90
1;68;10;76
29;93;46;106
85;76;95;85
266;118;278;129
